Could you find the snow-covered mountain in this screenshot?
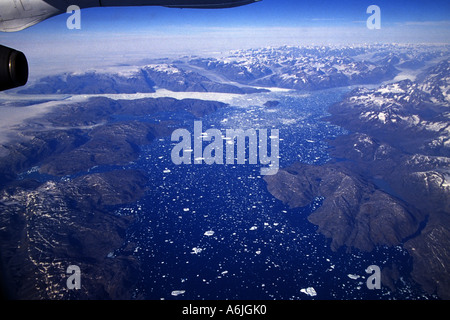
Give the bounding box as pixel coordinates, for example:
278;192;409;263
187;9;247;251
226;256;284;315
19;63;266;95
328;59;450;156
18;44;449;95
322;57;450;299
189;44;447;90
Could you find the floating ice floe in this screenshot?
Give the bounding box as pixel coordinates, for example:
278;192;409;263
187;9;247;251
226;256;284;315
249;226;258;231
348;274;360;280
204;230;215;236
163;169;171;173
300;287;317;297
171;290;185;297
191;247;203;254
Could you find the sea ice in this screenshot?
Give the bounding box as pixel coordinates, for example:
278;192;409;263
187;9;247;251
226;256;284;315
300;287;317;297
191;247;203;254
171;290;186;296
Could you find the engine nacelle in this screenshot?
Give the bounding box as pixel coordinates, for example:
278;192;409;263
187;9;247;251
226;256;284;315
0;45;28;91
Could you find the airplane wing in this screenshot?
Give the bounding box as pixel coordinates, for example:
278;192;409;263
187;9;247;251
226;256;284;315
0;0;59;32
0;0;261;32
0;0;261;90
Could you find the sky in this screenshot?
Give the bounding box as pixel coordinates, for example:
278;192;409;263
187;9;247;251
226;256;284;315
0;0;449;78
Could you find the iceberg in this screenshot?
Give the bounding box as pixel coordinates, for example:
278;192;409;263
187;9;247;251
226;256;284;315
171;290;186;297
191;247;203;254
300;287;317;297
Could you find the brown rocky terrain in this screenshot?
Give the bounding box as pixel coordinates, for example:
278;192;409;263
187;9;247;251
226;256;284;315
264;60;450;299
0;96;228;299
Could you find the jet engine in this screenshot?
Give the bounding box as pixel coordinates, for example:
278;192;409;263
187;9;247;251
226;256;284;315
0;45;28;91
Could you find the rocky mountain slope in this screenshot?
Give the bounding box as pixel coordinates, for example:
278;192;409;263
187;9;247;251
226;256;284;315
0;96;228;299
264;58;450;299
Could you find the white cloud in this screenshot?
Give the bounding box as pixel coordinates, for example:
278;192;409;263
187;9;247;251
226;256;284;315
400;20;450;27
3;22;449;79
